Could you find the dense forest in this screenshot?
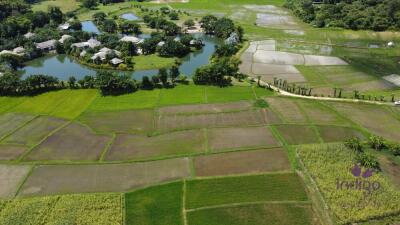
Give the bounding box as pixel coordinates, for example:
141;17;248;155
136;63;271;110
285;0;400;31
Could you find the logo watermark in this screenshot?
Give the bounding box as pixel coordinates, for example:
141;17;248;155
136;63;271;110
336;164;381;195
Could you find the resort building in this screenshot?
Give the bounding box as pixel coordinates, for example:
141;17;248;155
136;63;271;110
36;40;57;51
120;36;144;44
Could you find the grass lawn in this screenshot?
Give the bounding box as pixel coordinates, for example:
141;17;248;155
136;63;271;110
32;0;81;13
187;203;315;225
186;173;308;209
125;181;184;225
0;97;26;114
133;55;177;71
159;85;206;106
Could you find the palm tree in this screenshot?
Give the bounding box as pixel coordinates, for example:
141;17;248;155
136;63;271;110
391;94;395;102
333;87;337;97
338;88;342;98
257;75;261;87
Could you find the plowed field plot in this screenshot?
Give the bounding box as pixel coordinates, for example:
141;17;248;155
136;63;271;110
0;113;36;139
157;110;267;132
328;102;400;141
0;145;28;160
316;126;365;143
159;102;252;115
194;148;290;177
18;158;190;197
186;173;308;209
3;116;67;146
25;123;110;161
256;13;298;29
275;125;320;145
187;203;316;225
266;98;307;123
296;100;348;125
208;127;280;151
78;109;154;135
106;130;206;161
0;164;31;198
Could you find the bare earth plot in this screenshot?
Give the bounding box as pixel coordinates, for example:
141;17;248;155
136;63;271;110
0;113;36;139
157;110;267;132
316;125;365;143
266;97;308;123
296;100;349;126
3;116;67;146
207;126;280;152
328;102;400;141
25;123;110;161
106;130;206;161
275;125;320;145
18;158;190;197
0;164;31;198
0;145;28;160
194;148;290;177
78;109;155;135
158;102;252;115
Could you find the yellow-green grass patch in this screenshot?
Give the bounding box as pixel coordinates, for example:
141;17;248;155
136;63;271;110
18;158;190;196
49;89;98;119
125;181;183;225
0;113;36;139
133;54;177;70
275;125;320;145
159;85;206;106
3;116;67;146
194;148;290;177
328;102;400;141
0;97;26;114
25;123;110;161
0;193;122;225
32;0;80;13
205;86;256;103
78;109;155;135
87;89;160;112
187;203;317;225
186;173;308;209
207;126;280;152
105;130;206;161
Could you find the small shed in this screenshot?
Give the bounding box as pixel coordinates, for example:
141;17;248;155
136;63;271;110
58;23;71;30
110;58;123;65
225;32;240;45
388;42;395;48
24;32;35;39
157;41;165;47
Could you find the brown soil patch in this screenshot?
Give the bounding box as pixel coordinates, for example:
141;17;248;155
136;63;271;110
379;156;400;188
158;110;267;132
25;123;110;161
317;126;365;143
328;102;400;141
78;109;154;135
0;113;36;139
0;164;31;198
3;116;67;146
275;125;319;145
106;130;206;161
208;126;280;151
159;102;252;115
266;98;307;123
297;100;348;125
194;148;290;177
18;158;190;197
0;145;27;160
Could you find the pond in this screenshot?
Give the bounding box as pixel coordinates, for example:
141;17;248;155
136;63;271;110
21;34;221;80
81;21;101;34
120;13;140;21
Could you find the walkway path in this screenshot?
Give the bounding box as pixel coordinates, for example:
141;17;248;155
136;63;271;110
252;77;395;106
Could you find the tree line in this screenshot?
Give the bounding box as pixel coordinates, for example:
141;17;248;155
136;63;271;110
285;0;400;31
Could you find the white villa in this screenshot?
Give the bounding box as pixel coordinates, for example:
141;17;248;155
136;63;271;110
36;40;57;51
59;35;72;44
0;47;25;56
71;38;101;49
120;36;144;44
91;47;122;61
58;23;71;30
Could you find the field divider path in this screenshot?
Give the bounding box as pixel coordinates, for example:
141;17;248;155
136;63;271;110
99;133;116;161
0;114;39;142
185;200;311;213
183;179;188;225
252;78;394;106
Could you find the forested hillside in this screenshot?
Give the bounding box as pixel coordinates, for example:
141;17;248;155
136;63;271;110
285;0;400;31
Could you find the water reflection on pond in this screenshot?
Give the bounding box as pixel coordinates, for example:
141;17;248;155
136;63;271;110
21;34;221;80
